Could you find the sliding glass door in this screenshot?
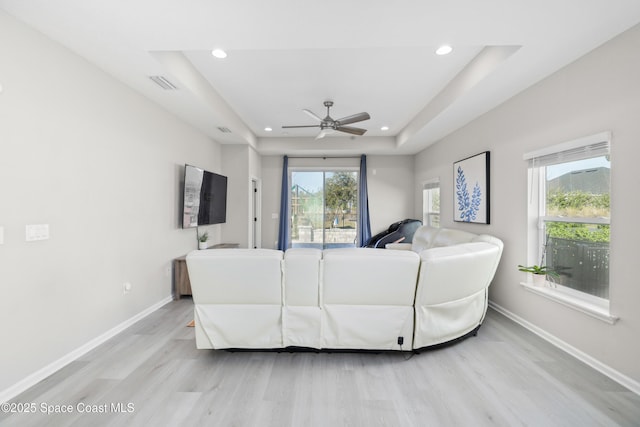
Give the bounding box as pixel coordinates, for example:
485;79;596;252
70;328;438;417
290;170;358;249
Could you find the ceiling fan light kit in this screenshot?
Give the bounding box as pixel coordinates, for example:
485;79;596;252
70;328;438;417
282;101;370;139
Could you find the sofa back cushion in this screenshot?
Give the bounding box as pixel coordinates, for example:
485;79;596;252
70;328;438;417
411;226;478;252
186;249;283;304
284;248;322;306
322;248;420;305
411;226;441;253
431;228;477;248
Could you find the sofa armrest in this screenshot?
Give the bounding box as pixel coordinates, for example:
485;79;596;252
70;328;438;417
416;242;502;305
385;242;412;250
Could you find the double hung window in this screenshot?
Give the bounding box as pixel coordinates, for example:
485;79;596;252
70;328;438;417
422;179;440;228
525;132;611;301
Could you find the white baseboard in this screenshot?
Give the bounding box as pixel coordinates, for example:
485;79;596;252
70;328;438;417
0;295;173;404
488;300;640;396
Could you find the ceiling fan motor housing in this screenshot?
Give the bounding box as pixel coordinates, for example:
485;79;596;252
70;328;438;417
321;120;336;130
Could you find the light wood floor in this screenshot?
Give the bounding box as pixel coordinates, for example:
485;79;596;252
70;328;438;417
2;298;639;427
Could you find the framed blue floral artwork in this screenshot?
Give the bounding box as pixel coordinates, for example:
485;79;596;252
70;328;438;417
453;151;490;224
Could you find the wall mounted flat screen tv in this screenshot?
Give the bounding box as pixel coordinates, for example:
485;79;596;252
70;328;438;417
182;164;227;228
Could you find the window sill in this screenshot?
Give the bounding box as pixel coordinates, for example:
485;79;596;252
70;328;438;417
520;282;619;324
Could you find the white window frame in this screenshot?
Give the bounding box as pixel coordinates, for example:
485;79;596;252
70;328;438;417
522;132;617;324
422;178;440;228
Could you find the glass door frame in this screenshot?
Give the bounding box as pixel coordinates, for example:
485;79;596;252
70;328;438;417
288;166;359;249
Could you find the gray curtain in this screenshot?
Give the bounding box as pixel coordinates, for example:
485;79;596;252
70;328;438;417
357;154;372;246
277;155;289;250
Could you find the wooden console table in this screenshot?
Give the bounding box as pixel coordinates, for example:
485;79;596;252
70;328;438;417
173;243;239;300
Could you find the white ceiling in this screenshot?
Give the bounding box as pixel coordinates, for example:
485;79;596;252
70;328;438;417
2;1;640;156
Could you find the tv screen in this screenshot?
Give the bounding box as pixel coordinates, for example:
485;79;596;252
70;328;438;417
182;164;227;228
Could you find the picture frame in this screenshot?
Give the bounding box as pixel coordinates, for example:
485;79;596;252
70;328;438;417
453;151;490;224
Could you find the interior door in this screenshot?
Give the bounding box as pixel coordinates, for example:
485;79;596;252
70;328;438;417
250;178;260;248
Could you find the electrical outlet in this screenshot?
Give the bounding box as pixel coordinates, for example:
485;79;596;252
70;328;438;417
0;226;4;245
123;282;132;295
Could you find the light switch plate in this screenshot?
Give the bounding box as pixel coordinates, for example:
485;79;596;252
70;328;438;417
0;226;4;244
26;224;49;241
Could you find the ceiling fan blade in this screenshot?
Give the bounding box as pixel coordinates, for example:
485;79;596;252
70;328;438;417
336;112;370;126
316;129;337;139
282;125;320;129
303;109;323;121
336;125;367;136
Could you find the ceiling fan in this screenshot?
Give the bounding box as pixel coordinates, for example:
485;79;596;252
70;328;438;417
282;101;370;139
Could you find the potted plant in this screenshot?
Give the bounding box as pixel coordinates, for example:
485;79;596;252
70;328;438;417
518;264;559;286
519;232;561;286
198;231;209;250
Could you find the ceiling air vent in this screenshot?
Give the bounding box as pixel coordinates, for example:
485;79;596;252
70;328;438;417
217;127;232;133
148;75;178;90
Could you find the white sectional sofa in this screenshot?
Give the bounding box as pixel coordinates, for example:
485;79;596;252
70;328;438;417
392;227;504;348
186;226;503;351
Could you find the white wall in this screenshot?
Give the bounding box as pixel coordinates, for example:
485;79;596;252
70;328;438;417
260;155;414;249
221;145;249;247
260;156;284;248
220;145;262;248
0;11;222;395
367;155;415;234
414;24;640;384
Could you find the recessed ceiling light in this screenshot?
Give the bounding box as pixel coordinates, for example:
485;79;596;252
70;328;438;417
381;126;389;131
211;49;228;59
264;127;273;132
436;45;453;56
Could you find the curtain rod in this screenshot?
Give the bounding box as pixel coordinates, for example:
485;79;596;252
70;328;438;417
286;155;362;159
